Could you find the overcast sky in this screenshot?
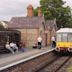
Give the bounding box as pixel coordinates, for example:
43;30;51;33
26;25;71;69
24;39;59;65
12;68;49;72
0;0;72;21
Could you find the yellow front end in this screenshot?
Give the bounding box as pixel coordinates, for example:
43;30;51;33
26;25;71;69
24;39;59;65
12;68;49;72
56;42;72;51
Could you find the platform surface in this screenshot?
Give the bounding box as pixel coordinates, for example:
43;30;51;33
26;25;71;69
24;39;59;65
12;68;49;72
0;47;55;70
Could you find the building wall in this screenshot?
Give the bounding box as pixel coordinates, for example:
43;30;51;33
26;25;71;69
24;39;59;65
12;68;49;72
44;28;56;46
47;32;51;45
11;25;56;48
15;28;46;48
45;31;52;46
9;26;56;48
51;28;56;37
42;32;46;46
16;29;38;48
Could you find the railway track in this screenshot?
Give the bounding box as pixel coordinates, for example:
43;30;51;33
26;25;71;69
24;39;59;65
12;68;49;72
36;55;71;72
1;48;72;72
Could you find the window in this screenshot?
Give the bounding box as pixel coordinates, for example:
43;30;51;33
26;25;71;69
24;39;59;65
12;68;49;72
62;34;67;42
68;33;72;42
56;34;62;41
57;33;68;42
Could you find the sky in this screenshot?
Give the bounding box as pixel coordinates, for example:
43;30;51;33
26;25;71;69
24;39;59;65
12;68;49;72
0;0;72;21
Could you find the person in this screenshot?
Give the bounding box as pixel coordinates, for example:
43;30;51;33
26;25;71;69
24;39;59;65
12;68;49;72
33;43;37;49
51;36;56;48
37;36;42;49
10;42;18;52
5;42;14;54
19;42;25;52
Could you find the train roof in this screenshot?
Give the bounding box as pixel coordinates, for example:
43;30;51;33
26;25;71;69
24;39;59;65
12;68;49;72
56;28;72;33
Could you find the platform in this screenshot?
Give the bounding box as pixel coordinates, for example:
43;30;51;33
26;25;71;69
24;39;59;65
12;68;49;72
0;47;55;71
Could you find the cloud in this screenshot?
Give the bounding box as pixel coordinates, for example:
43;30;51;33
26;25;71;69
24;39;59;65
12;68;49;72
0;0;72;21
63;0;72;8
0;0;40;20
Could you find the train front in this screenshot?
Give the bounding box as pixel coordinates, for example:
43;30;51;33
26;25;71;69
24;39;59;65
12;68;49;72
56;28;72;52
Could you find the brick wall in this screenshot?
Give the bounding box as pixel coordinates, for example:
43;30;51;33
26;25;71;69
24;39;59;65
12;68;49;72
16;28;47;48
16;29;39;48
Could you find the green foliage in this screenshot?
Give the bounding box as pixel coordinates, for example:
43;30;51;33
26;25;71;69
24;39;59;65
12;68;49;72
65;18;72;28
0;23;5;30
39;0;72;28
34;7;38;16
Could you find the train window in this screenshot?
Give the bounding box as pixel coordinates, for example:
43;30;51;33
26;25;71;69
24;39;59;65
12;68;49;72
62;34;67;42
68;33;72;42
56;33;62;42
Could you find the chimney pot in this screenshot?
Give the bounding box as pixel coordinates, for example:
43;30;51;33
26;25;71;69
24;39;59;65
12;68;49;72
27;5;34;17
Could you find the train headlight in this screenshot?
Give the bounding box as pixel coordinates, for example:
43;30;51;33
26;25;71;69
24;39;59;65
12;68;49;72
68;48;72;52
55;47;60;52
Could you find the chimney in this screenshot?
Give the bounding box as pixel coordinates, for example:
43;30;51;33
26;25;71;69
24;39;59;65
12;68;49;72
27;5;34;17
38;7;42;17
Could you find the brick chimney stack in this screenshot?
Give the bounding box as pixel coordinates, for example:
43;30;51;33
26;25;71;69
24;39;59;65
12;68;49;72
38;7;42;17
27;5;34;17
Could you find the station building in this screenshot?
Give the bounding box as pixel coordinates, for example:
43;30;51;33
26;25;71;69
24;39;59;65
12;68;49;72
7;5;57;48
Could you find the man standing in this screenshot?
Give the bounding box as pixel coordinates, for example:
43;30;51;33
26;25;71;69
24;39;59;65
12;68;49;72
37;36;42;49
51;36;56;48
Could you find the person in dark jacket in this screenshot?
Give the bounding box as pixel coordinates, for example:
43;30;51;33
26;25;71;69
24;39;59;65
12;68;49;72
51;36;56;48
37;36;42;49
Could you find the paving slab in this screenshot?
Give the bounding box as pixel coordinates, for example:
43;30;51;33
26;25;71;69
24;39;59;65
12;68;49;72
0;47;55;69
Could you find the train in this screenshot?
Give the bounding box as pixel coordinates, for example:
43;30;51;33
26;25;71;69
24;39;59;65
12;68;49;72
56;28;72;52
0;29;21;52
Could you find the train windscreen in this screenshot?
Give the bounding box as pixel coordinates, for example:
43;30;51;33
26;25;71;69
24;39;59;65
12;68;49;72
68;33;72;42
56;33;62;42
56;33;68;42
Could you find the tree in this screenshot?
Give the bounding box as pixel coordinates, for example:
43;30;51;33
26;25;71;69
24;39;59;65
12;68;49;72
39;0;72;28
65;17;72;28
0;22;5;30
34;7;38;16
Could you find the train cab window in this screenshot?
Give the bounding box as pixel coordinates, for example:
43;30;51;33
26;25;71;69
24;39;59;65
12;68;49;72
62;34;67;42
57;34;62;42
68;33;72;42
57;33;67;42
